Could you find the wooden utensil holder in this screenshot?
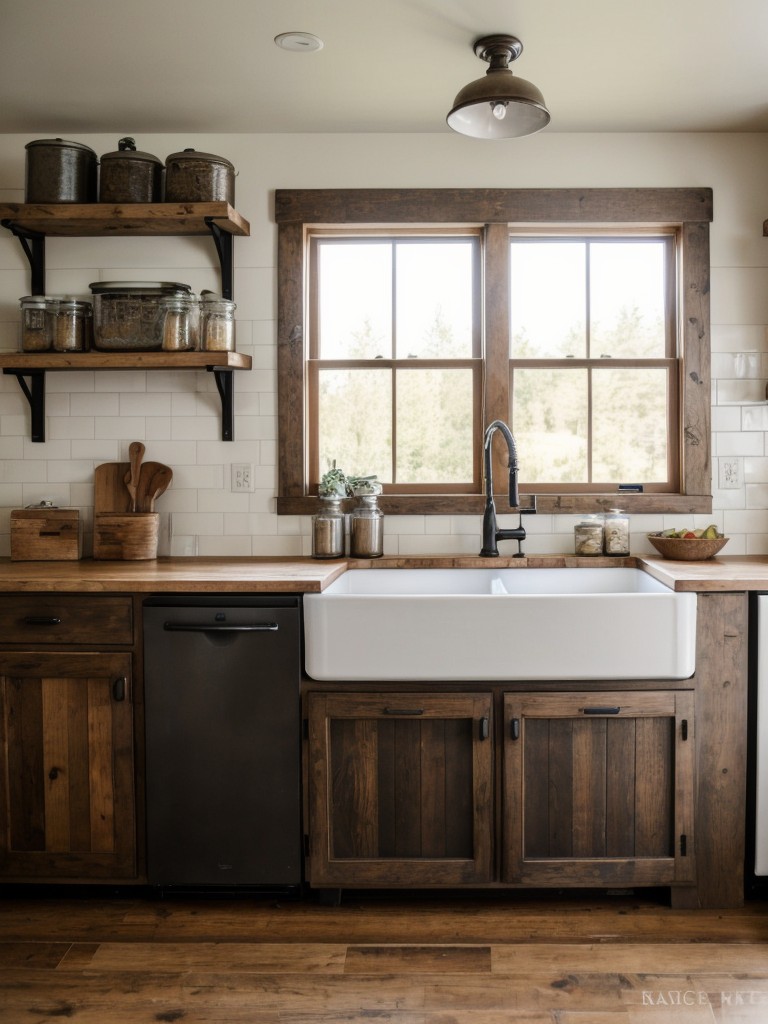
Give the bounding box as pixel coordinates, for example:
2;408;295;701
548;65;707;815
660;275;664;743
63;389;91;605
93;512;159;560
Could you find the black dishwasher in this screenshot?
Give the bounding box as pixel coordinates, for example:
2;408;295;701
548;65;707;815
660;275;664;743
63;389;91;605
143;596;302;890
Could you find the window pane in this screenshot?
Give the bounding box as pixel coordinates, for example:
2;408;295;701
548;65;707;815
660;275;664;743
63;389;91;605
590;242;666;357
396;369;474;483
395;242;475;358
592;368;668;482
318;369;392;481
510;242;586;357
318;243;392;358
512;368;588;482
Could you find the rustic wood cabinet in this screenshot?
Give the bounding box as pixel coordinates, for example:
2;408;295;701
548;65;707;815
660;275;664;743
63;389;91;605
306;686;696;895
502;690;695;888
0;593;138;881
306;691;494;886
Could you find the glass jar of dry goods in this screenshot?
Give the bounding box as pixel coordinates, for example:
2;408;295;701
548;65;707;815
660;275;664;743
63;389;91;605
158;295;198;351
53;299;91;352
312;497;345;559
200;297;236;351
20;295;57;351
350;494;384;558
604;508;630;556
574;515;604;556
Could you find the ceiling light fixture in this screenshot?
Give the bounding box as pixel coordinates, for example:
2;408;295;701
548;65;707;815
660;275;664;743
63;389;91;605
274;32;324;53
447;34;550;139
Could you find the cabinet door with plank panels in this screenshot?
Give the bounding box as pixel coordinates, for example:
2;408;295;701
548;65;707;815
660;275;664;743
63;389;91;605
503;690;695;888
307;691;493;886
0;651;135;879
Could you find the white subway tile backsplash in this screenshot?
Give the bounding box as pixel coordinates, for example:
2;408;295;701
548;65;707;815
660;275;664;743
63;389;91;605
48;417;96;441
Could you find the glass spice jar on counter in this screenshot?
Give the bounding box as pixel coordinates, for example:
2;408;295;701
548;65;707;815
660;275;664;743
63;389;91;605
604;508;630;556
312;496;345;559
574;515;604;556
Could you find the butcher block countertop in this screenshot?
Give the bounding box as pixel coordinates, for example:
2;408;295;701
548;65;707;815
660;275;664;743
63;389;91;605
0;553;766;592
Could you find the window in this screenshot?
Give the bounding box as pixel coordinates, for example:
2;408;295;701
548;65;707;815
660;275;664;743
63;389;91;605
276;189;713;516
309;233;481;492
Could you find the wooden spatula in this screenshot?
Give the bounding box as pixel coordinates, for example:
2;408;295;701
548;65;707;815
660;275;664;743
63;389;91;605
124;441;145;512
144;465;173;511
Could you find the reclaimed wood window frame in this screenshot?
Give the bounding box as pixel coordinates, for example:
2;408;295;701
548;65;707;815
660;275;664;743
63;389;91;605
275;188;713;517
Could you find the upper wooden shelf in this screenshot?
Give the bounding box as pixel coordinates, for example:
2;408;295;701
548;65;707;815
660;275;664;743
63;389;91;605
0;202;250;237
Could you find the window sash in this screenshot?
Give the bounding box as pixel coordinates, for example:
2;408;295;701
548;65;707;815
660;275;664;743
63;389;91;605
275;188;712;517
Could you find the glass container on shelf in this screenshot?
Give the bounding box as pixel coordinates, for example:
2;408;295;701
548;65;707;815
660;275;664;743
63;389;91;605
574;515;604;556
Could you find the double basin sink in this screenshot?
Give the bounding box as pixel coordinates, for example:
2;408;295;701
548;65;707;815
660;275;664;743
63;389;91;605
303;567;697;681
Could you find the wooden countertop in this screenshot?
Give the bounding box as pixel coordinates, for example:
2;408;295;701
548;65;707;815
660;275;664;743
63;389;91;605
0;553;765;593
0;557;348;593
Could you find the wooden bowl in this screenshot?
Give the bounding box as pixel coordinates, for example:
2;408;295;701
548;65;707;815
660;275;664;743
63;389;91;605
647;534;728;561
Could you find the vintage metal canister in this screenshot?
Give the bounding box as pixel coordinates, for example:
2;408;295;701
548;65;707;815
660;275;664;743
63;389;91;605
25;138;97;203
99;137;163;203
164;148;235;204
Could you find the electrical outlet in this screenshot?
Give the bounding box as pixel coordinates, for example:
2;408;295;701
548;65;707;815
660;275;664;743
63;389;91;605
231;463;254;492
718;457;743;490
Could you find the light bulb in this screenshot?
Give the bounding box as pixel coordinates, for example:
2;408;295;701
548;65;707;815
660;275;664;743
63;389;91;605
492;102;508;121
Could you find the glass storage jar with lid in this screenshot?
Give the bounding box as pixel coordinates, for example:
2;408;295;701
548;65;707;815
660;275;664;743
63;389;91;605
157;294;198;351
574;515;604;556
53;298;91;352
312;496;345;559
200;295;236;352
604;508;630;555
349;479;384;558
20;295;58;351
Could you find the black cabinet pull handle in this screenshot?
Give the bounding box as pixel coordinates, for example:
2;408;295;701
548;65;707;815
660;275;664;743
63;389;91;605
479;716;489;740
382;707;424;716
510;718;520;740
583;706;621;715
112;677;126;702
163;622;279;633
23;616;61;626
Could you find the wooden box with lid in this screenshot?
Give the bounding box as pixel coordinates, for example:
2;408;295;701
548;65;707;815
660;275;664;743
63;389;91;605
10;507;81;560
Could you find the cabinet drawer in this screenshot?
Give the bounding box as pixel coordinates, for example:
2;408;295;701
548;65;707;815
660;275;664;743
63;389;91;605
0;595;133;645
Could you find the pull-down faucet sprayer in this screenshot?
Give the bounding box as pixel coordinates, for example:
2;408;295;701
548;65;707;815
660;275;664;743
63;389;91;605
480;419;528;557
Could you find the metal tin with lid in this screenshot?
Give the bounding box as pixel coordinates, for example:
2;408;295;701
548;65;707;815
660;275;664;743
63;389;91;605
164;148;235;204
25;138;97;203
99;137;163;203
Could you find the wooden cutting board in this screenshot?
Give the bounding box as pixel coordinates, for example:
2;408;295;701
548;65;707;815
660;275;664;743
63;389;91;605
94;462;132;515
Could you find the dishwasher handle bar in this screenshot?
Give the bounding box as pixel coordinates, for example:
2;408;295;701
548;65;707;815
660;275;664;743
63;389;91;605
163;622;279;633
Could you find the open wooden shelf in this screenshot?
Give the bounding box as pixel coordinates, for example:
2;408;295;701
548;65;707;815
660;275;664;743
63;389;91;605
0;204;252;441
0;202;250;237
0;350;251;371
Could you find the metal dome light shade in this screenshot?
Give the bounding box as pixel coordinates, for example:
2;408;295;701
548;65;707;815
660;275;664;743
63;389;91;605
447;34;550;139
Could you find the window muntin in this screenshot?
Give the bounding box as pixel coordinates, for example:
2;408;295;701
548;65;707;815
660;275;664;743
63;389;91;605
309;234;481;491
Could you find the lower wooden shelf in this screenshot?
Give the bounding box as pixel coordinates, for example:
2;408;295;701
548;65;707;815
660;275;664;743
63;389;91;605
0;350;252;442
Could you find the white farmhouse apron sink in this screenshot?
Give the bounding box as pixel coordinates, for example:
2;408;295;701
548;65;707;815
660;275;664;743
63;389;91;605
303;568;696;681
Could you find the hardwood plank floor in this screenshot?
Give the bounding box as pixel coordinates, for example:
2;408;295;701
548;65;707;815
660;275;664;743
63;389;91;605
0;892;767;1023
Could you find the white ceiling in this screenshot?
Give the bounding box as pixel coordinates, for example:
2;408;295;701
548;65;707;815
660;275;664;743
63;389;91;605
2;0;767;136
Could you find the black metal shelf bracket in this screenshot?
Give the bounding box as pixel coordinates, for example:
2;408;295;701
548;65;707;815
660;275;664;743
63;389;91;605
210;367;235;441
4;368;46;442
1;220;46;295
204;218;234;300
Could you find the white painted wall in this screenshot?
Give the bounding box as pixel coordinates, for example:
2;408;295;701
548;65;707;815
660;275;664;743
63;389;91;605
0;131;767;558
